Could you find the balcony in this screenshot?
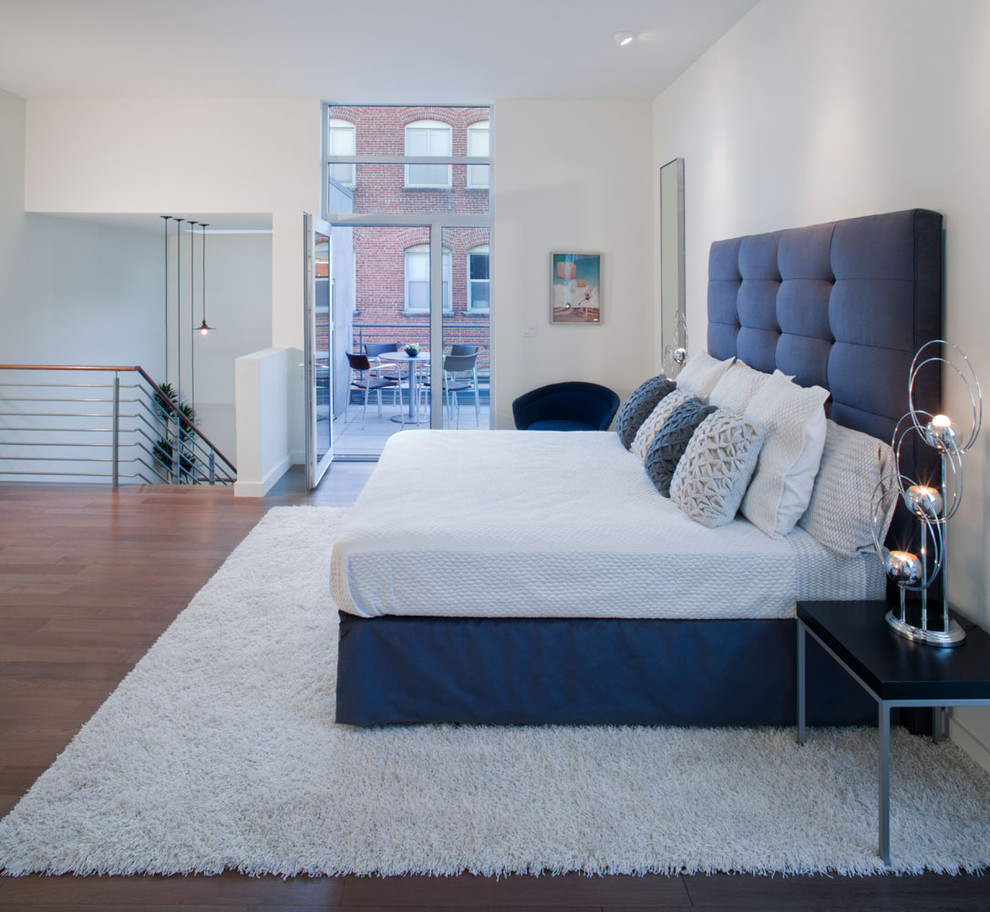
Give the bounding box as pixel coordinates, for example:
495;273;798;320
329;321;490;458
331;376;491;458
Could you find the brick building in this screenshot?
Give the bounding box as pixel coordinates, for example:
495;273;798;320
327;106;491;367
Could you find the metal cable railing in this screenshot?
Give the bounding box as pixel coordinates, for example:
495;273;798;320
0;364;236;486
352;322;492;400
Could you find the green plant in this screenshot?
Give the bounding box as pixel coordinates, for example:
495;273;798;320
153;382;199;482
154;382;197;426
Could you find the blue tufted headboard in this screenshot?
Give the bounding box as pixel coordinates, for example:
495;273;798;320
707;209;943;446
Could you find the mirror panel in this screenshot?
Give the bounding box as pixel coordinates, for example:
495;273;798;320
659;158;686;374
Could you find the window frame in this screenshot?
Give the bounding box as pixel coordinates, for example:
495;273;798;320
466;244;490;313
404;119;453;190
322;103;494;431
328;118;356;189
404;244;452;314
466;121;490;190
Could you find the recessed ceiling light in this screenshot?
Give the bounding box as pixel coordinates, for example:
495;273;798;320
614;31;634;47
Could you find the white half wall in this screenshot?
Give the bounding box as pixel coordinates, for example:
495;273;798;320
652;0;990;768
234;347;292;497
492;98;655;428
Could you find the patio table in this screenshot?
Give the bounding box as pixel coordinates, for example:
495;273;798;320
378;350;431;424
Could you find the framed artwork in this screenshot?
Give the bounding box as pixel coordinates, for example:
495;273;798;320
550;252;602;324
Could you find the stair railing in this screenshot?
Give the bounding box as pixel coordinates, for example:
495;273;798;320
0;364;236;486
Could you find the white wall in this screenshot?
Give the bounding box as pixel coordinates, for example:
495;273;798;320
168;231;274;460
24;98;321;347
492;98;655;427
652;0;990;766
0;90;28;326
23;97;322;465
2;91;166;483
20;96;658;443
12;216;161;367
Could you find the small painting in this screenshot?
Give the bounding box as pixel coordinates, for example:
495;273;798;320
550;253;602;324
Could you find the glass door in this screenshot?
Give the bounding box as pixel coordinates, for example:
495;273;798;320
435;226;490;429
304;213;334;488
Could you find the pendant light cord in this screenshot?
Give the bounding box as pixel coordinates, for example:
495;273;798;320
175;219;184;403
161;216;171;385
189;222;197;412
201;222;210;331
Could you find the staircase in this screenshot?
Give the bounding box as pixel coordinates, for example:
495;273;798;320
0;364;236;486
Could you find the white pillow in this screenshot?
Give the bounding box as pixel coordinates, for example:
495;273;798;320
708;361;773;413
740;373;829;538
675;352;735;400
798;420;897;556
630;388;694;460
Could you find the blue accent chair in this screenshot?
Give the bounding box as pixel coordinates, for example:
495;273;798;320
512;381;620;431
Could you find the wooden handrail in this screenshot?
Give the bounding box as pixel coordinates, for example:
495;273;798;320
131;367;235;474
0;363;141;372
0;363;236;475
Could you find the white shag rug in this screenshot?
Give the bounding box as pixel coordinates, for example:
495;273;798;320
2;506;990;878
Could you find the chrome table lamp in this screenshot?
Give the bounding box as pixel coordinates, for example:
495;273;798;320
872;340;982;647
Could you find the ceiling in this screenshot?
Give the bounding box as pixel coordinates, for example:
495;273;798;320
0;0;758;103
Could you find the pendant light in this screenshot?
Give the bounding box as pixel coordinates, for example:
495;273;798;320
198;222;215;335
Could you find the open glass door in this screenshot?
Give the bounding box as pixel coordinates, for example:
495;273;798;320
304;213;334;489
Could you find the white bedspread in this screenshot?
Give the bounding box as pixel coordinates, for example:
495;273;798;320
330;430;884;620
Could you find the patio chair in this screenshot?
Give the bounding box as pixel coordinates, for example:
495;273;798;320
427;352;480;428
365;342;401;378
345;352;398;430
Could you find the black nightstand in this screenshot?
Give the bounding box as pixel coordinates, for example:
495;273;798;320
796;599;990;865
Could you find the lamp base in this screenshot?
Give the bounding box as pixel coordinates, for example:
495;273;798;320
885;609;967;647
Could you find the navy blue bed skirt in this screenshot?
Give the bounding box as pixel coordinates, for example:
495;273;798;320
335;612;875;727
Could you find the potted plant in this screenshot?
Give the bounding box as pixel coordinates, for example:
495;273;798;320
403;343;422;357
153;382;199;482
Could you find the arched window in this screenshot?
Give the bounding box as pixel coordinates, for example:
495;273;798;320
467;245;490;312
328;118;356;188
466;121;490;190
404;120;452;189
404;244;452;312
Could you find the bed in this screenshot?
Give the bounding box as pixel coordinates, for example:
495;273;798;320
331;208;943;727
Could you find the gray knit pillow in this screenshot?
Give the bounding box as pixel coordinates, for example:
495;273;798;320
643;398;716;496
670;410;765;528
614;376;676;449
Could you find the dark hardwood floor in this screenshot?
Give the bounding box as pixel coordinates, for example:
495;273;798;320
1;465;988;911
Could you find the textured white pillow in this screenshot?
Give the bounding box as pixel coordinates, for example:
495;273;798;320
675;352;735;399
798;420;897;556
670;410;765;528
740;373;829;538
708;361;773;413
630;388;694;460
